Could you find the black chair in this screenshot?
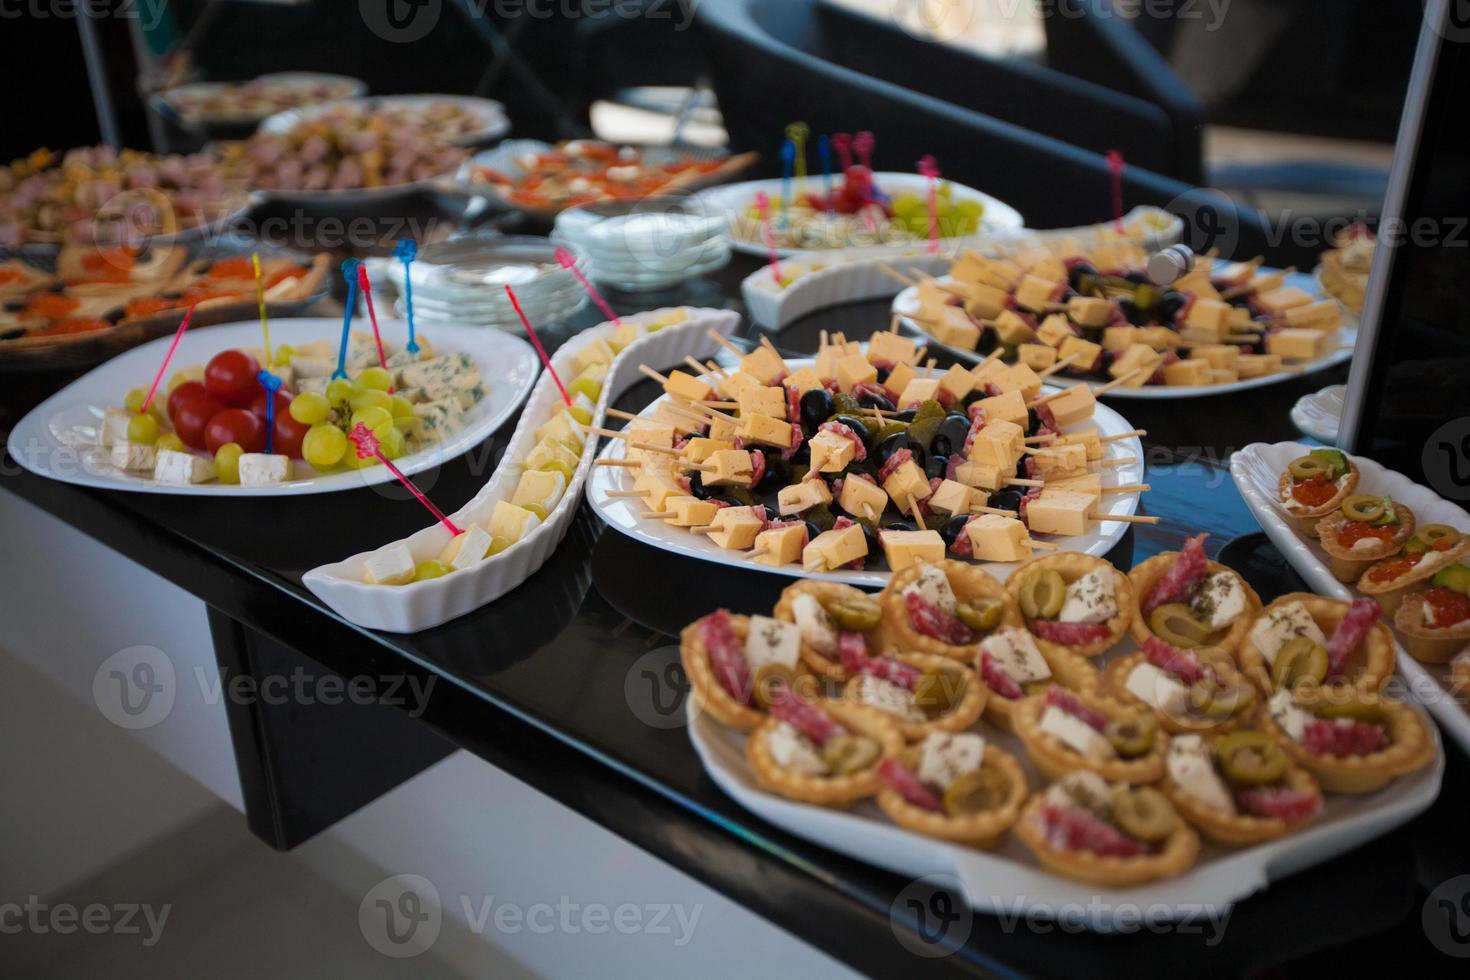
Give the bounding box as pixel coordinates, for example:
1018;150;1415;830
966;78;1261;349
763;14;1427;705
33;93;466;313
694;0;1289;264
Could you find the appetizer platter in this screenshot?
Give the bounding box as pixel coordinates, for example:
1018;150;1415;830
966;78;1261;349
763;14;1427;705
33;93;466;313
1316;224;1375;315
461;139;757;218
8;317;537;496
304;307;741;633
891;242;1357;398
259;94;510;147
1232;441;1470;754
683;553;1440;925
587;326;1149;587
151;72;368;129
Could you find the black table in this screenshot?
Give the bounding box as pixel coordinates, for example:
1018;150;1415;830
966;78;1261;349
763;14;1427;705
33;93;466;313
3;255;1465;978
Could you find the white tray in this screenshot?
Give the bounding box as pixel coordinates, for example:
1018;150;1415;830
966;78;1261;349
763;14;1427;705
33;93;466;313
586;364;1145;586
741;251;953;331
260;93;510;147
892;269;1357;399
690;661;1441;928
6;317;538;497
302;308;741;632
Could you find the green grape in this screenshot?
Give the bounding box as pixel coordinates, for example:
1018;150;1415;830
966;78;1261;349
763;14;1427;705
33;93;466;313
389;395;415;420
569;405;593;426
123;386;148;412
522;503;549;521
126;413;159;444
537;459;574;482
302;425;348;468
167;371;195;393
568;377;601;402
358;366;392;391
325;378;357;405
289;392;331;425
487;535;512;556
345;447;377;469
156;433;185;452
375;424;406;460
272;344;296;367
349;389;392;413
350;406;393;433
214;442;243;484
412;560;450;582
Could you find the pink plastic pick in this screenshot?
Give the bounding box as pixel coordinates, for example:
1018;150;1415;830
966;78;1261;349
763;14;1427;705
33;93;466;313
1106;149;1125;232
854;131;875;171
504;285;571;406
754;191;782;285
832;133;853;172
139;303;197;414
348;423;462;536
918;155;941;254
555;246;620;326
356;264;390;380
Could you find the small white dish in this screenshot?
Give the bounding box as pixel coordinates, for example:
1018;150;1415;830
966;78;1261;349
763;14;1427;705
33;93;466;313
1291;385;1347;445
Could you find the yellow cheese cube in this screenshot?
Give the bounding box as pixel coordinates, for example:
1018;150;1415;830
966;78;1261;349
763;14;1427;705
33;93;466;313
490;500;541;544
1056;336;1102;373
1067;295;1113;328
808;429;858;473
738;386;787;418
752;525;807;567
926;479;975;516
990;363;1043;401
963;283;1009;321
1256;287;1313;316
1018;343;1058;371
838;474;889;521
535;410;585;452
1036;314;1075;348
1174;269;1221;301
707;415;738;442
993;309;1037;345
1284;300;1342;331
974;390;1028;429
954;460;1006;491
707;506;765;550
682;437;734;463
1089;241;1147;271
740;347;788;385
1049;472;1102;502
937;364;976;403
738;412;794;449
1014;274;1061;313
663;369;714;403
867;330;918;366
916;280;954;311
1108;343;1162;386
1162;358;1211;386
881;530;947;572
1032;442;1090;480
899;378;942;409
512;469;567;511
965;514;1032;562
608;323;641;353
784;367;825;396
702;449;755;486
1184;299;1231;336
650;402;704;436
717;370;762;401
971;356;1009;386
1016;248;1067;281
1102;325;1139;351
1227;306;1254;328
1057;426;1103;460
836;352;879;393
665;496;720;527
969;420;1025;470
1237;353;1283;378
778;478;832;515
634;469;686;509
1044;384;1096;427
803;524;868;571
1266;329;1325;361
885;362;917;400
571;339;615;375
814;346;841;381
1025;489;1096;537
1137;326;1184;351
882;460;932;513
526;437;580;473
930;306;981;350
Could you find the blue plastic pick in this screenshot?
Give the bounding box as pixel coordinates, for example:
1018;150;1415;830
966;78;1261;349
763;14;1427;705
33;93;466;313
780;139;796;229
257;369;282;455
818;135;833;217
333;258;360;380
393;238;419;354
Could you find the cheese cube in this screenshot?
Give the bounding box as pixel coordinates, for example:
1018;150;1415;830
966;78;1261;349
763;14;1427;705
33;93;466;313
954;460;1006;491
980;627;1051;685
363;541;416;585
571;339;615;375
992;309;1037;345
783;367;824;397
969;420;1025;471
512;468;566;512
1025;489;1095;536
646;402;699;437
1256;286;1313;316
1250;600;1327;665
1057;426;1103;460
1044;383;1095;427
1237;353;1283;378
706;506;764;550
884;362;917;400
633;469;685;509
110;441;156;472
1049;472;1103;502
898;378;941;410
814;345;842;381
1174;269;1221;301
1193;344;1240;372
916;279;954;311
1059;568;1119;624
808;429;857;473
677;437;728;464
752;525;806;567
153;449;214;485
868;330;918;366
917;731;987;791
881;530;946;572
1036;314;1075;348
1267;328;1325;361
965;514;1032;562
238;453;291;486
736;386;786;419
1184;299;1231;336
1102;325;1139;351
745;615;801;671
1137;327;1184;351
963;283;1008;321
740;347;787;385
927;365;971;405
440;523;494;571
802;524;868;571
663;369;714;403
1039;706;1116;762
927;479;974;516
971;356;1008;386
1109;343;1162;385
1017;248;1067;281
738;412;794;449
882;460;931;513
1163;358;1211;386
1018;343;1058;371
838;474;889;521
706;415;738;442
716;370;761;401
1014;274;1061;313
649;308;689;330
990;363;1043;401
664;496;719;527
1033;442;1089;480
1053;336;1101;375
535;411;584;452
1067;295;1113;328
778;478;833;515
836;353;879;394
929;306;981;350
608;322;642;352
701;449;755;487
100;407;132;447
1285;300;1342;331
490;500;541;543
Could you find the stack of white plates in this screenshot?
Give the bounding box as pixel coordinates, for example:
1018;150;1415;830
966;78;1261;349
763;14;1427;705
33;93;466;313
384;236;588;330
553;196;730;292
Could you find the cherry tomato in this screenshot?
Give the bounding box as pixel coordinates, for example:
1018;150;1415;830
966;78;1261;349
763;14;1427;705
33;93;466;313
204;349;261;406
167;380;210;422
205;408;265;455
249;387;294;421
272;411;312;459
173;394;226;450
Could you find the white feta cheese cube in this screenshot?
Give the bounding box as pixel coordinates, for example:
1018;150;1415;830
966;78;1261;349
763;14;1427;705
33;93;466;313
979;627;1051;685
1125;662;1191;716
1250;601;1326;665
744;615;801;673
100;407;132;447
901;563;957;616
790;593;839;657
851;674;925;723
237;453;291;486
1268;689;1312;742
153;449;214;485
1167;735;1235;814
1039;705;1116;761
916;732;986;791
363;541;416;585
766;722;827;776
1057;567;1118;625
1191;571;1246;632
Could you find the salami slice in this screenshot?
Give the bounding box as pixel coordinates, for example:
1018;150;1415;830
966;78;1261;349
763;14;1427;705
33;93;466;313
785;383;801;423
879;447;912;484
980;652;1025;700
1038;803;1142;857
861;656;922;692
966;402;987;425
838;631;870;673
699;610;751;705
904;591;974;645
1302;718;1388;757
1324;598;1381;678
1142;636;1206;685
1043;686;1108;731
1034;402;1057;432
1031;618;1112;649
747;449;767;489
818;419;867;462
1235;785;1322;822
852;381;890;405
1142;533;1209;615
769;690;846;745
781;423;805;461
878;758;945;812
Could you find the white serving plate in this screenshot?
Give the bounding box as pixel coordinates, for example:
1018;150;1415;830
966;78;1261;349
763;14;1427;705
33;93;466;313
690;679;1442;929
691;173;1024;259
302;308;741;632
260;93;510;147
7;318;538;497
893;270;1358;399
1291;385;1346;445
151;71;368;127
1230;441;1470;754
587;366;1145;586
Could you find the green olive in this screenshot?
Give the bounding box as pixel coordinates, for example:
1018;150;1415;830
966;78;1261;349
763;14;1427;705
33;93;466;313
913;399;946;423
1104;714;1158;758
1023;681;1051;697
955;596;1005;633
1111;786;1178;842
1420;524;1463;548
1271;637;1328;689
942;766;1009;817
1186;676;1252;721
1288;455;1332;480
1215;731;1288;785
1148;603;1213;649
1341;494;1387;523
752;663;797;709
824;596;882;632
1315;699;1384;724
913;669;967;718
822;735;881;776
1019;569;1067;620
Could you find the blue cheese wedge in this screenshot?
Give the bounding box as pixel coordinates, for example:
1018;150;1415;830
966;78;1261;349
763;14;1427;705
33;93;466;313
1191;571;1246;631
153;448;214;485
411;399;462;442
850;674;925;723
1039;705;1116;761
363;541;416;585
290;355;336;379
1058;567;1118;625
1250;601;1326;665
744;615;801;673
916;732;986;791
980;627;1051;685
440;523;494;571
766;721;828;776
238;453;291;486
902;563;958;616
110;441;157;472
790;593;839;657
1125;662;1191;716
1167;735;1235;814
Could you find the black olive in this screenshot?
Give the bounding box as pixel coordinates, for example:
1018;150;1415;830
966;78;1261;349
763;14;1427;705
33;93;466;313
803;520;822;541
1066;261;1098;291
857;392;895;413
687;471;712;500
845;460;880;484
931;414;971;457
1118;297;1149;326
1098;349;1116;373
1026;408;1041;432
882;520;916;533
925;454;949;481
892;408;917;423
873;431;925;471
975;327;1000;355
1014;457;1030;479
799;388;834;430
988;488;1024;512
874;366;891;384
1228;295;1255;310
1155;290;1187;321
962;389;986;407
939;514;971;549
2;300;22;313
788;436;810;465
1123;270;1149;285
756;489;784;514
755;452;790;493
860;523;880;555
832;414;871;447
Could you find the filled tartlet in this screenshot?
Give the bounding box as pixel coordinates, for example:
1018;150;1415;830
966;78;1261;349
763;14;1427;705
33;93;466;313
1261;688;1435;794
1237;594;1395;694
1453;650;1470;704
1358;525;1470;614
1005;553;1134;659
1160;732;1322;846
1393;564;1470;663
1014;771;1199;886
1277;448;1359;537
839;649;987;739
1103;637;1257;734
1314;494;1415;583
976;626;1099;732
1013;686;1168;783
878;560;1017;660
681;610;817;731
746;694;904;807
1128;533;1261;660
876;732;1027;847
774;580;885;680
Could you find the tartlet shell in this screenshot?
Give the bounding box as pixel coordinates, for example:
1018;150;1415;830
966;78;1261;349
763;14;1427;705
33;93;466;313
1161;755;1321;846
1005;552;1135;659
1261;692;1435;794
680;615;817;732
878;559;1020;661
1102;651;1257;735
1236;592;1396;695
840;651;988;740
1012;689;1169;783
1393;592;1470;664
1013;795;1200;887
1314;503;1416;582
746;699;904;807
774;579;882;680
980;643;1100;734
1356;538;1470;615
1127;554;1262;661
875;744;1028;848
1277;461;1359;536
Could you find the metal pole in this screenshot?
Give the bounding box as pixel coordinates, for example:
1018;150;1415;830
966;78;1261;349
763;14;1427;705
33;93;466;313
77;4;122;148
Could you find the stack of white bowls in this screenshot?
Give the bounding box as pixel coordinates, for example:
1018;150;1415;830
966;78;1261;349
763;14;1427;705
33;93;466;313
384;236;588;330
553;196;729;292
